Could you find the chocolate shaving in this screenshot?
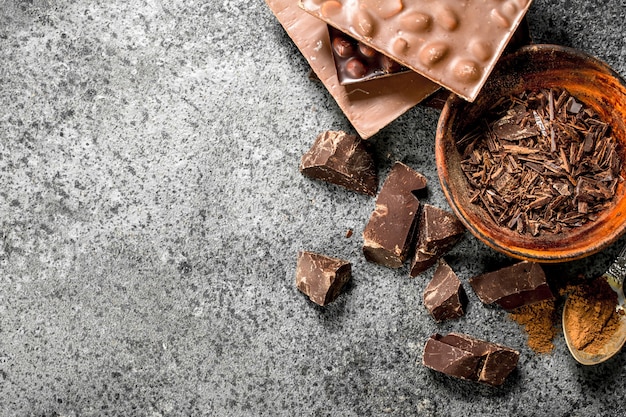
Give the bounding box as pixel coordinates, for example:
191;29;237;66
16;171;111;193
457;88;622;236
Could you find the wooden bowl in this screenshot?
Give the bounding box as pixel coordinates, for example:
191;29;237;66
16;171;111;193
436;44;626;262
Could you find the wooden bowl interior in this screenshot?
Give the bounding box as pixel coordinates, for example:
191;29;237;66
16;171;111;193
437;45;626;262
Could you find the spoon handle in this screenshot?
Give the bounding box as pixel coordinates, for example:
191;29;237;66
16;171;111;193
606;243;626;286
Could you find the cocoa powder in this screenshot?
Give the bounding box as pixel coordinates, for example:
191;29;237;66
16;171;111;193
562;277;621;354
509;299;558;353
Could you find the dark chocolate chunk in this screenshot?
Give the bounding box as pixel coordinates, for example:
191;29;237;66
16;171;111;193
423;333;519;386
300;130;378;196
423;259;466;322
409;204;465;276
469;261;554;310
295;251;351;306
362;162;427;268
328;26;408;85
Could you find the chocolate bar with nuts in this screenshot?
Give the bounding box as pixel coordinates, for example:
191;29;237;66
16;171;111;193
265;0;439;139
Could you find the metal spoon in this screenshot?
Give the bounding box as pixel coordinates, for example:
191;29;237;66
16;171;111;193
562;244;626;365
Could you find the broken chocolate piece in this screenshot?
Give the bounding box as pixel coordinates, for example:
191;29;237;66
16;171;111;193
363;162;427;268
469;261;554;310
328;26;409;85
423;333;519;386
410;204;465;276
300;130;378;196
265;0;439;139
423;259;466;322
295;251;351;306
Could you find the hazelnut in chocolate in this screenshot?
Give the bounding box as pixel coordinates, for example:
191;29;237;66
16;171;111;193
300;130;378;196
410;204;465;276
423;259;466;322
363;162;427;268
328;25;408;85
469;261;554;310
423;333;519;386
296;251;351;306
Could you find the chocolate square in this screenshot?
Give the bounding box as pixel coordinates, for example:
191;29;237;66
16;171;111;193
469;261;554;310
410;204;465;276
296;251;351;306
362;162;427;268
423;259;466;322
300;130;378;196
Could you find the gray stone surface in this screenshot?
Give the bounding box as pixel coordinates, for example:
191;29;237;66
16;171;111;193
0;0;625;416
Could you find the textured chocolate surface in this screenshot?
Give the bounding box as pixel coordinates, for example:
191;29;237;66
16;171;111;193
469;261;554;310
423;333;520;386
363;162;427;268
423;259;466;322
266;0;439;139
410;204;465;276
328;26;408;85
296;251;352;306
300;130;378;195
299;0;533;101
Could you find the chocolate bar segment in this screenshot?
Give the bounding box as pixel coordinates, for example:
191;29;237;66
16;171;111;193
296;251;351;306
299;0;533;101
328;25;408;85
363;162;427;268
423;333;519;386
300;130;378;196
409;204;465;276
423;259;466;322
265;0;440;139
469;261;554;310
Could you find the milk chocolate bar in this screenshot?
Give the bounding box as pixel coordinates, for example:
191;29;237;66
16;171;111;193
409;204;465;276
299;0;533;101
469;261;554;310
296;251;351;306
300;130;378;196
363;162;427;268
423;259;466;322
265;0;440;139
328;26;408;85
423;333;519;386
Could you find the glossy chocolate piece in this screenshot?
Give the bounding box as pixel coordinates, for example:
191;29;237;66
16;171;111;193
423;333;519;386
328;25;408;85
300;130;378;196
300;0;533;101
410;204;465;276
423;259;466;322
363;162;427;268
296;251;351;306
265;0;440;139
469;261;554;310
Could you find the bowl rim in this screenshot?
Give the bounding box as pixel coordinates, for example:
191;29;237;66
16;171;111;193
436;44;626;263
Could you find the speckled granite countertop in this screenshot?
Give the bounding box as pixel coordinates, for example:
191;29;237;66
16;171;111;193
1;1;625;416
